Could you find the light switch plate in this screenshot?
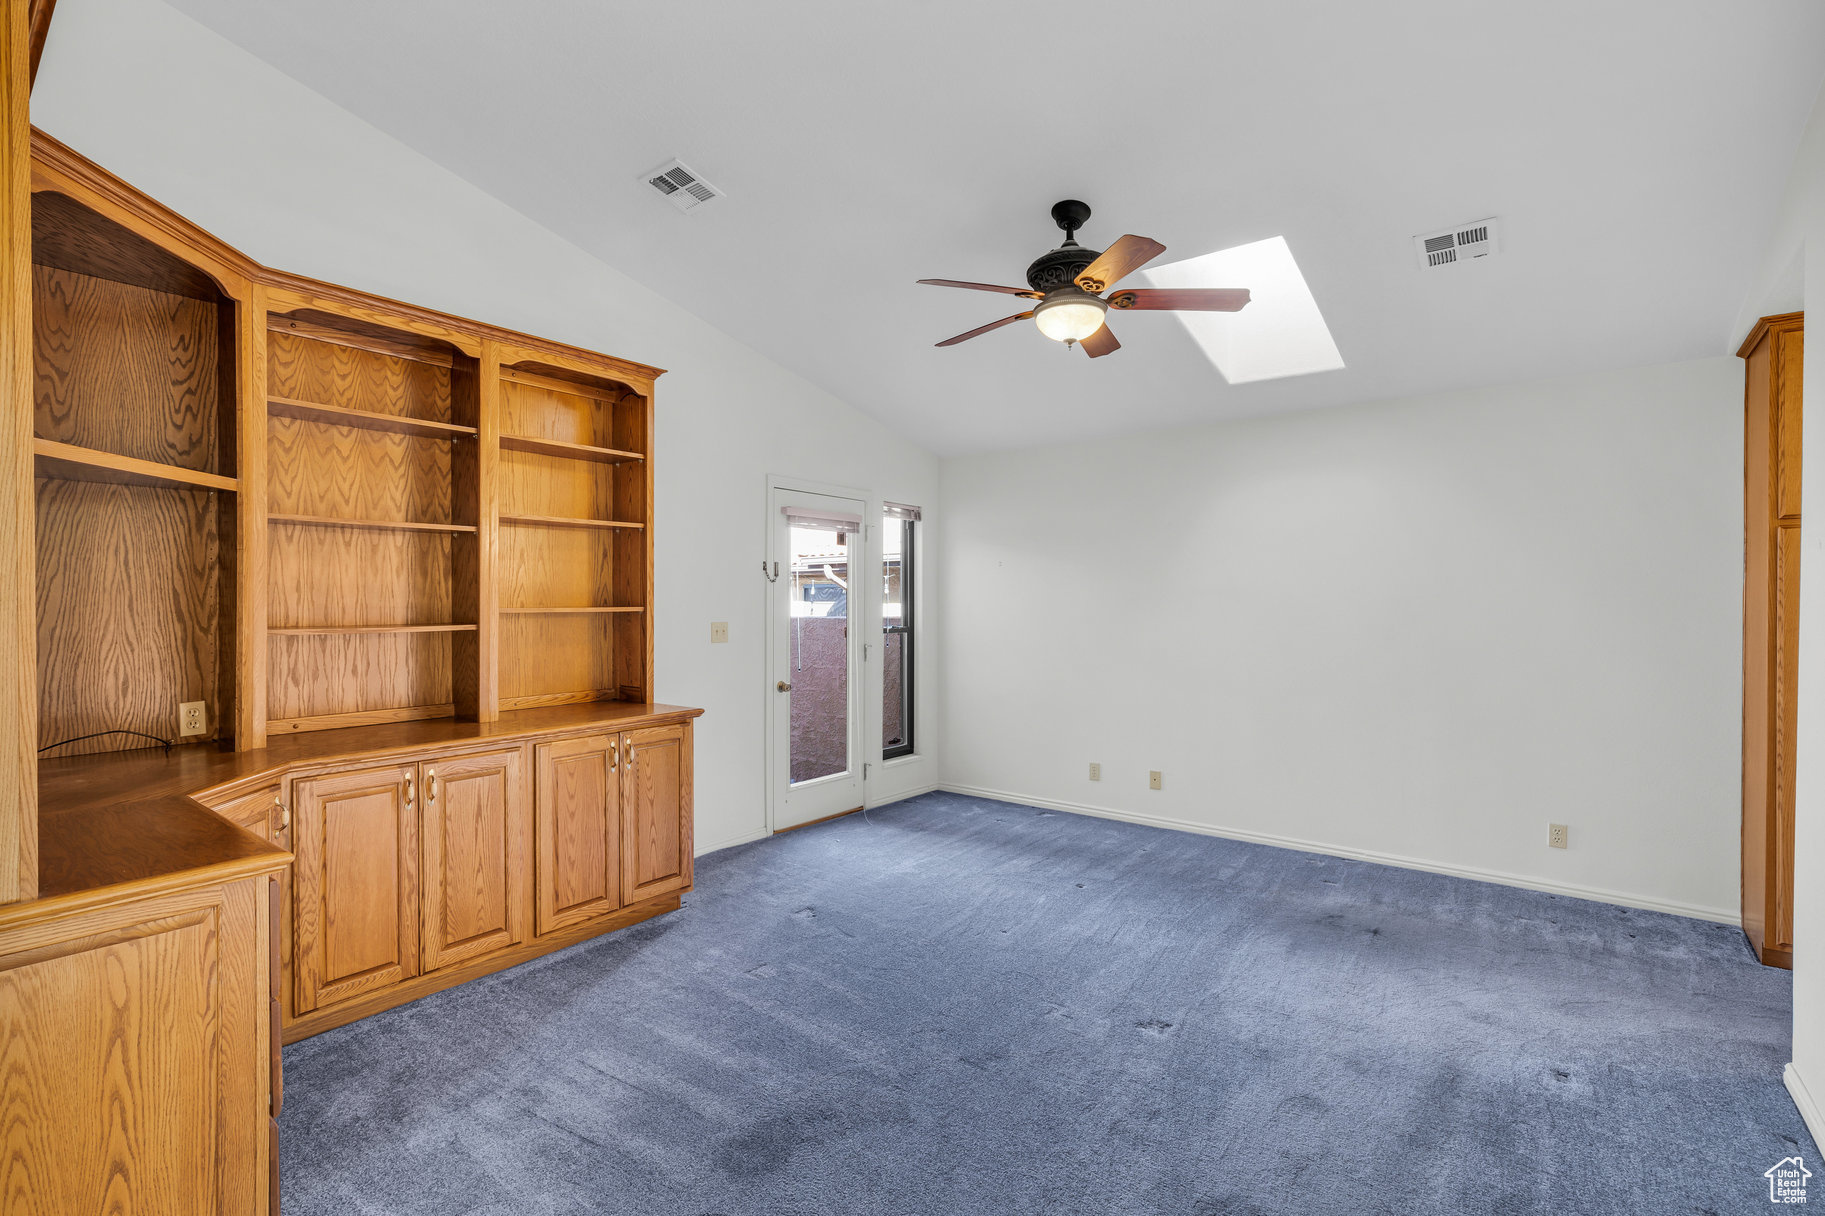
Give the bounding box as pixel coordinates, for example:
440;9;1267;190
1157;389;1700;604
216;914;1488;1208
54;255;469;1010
1149;770;1162;791
710;622;729;643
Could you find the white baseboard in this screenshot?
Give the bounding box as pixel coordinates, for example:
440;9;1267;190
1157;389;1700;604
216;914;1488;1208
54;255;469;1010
694;827;769;858
936;783;1740;926
1788;1064;1825;1147
869;781;939;810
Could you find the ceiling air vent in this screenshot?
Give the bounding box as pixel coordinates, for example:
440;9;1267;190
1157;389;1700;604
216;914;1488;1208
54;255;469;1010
1413;217;1499;269
641;159;723;214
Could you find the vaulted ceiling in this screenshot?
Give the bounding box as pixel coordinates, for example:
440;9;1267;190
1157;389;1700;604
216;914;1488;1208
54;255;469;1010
163;0;1825;454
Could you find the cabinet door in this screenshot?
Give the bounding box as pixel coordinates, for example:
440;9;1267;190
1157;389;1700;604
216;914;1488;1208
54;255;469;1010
533;733;620;935
291;762;419;1014
621;724;692;904
420;748;528;972
213;784;283;842
0;874;274;1214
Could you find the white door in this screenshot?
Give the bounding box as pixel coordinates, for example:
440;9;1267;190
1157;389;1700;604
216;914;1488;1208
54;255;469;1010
769;487;865;830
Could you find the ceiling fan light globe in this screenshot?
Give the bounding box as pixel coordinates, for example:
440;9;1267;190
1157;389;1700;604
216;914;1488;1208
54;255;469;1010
1033;292;1109;343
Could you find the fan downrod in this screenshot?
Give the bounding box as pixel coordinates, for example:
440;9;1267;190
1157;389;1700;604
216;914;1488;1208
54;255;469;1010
1050;199;1092;244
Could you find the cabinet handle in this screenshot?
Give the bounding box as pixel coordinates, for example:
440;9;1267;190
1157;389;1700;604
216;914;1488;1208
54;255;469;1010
609;742;618;771
274;794;289;832
426;769;437;802
405;773;415;805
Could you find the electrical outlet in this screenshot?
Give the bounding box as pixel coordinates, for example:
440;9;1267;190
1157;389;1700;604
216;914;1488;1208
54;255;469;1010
1548;823;1568;850
1088;762;1101;781
1149;770;1162;791
179;701;207;737
710;621;729;644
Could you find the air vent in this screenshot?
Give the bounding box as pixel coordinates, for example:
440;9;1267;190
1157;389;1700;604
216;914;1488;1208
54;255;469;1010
1413;217;1500;269
641;159;723;214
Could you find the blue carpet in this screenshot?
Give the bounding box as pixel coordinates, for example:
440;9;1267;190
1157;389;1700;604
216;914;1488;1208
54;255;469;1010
279;792;1812;1215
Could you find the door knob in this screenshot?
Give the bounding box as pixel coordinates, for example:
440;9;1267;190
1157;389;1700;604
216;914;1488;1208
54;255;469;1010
777;681;792;692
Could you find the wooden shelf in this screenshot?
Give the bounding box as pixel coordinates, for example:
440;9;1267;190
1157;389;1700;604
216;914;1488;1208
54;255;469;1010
268;624;479;636
268;396;477;440
269;513;477;534
499;434;642;464
499;513;643;531
34;438;238;492
500;607;644;616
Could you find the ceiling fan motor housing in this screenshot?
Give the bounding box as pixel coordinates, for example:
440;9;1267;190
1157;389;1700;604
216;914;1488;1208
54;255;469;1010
1026;245;1099;293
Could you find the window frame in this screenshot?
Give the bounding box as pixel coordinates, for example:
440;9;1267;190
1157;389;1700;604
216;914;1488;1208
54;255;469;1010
882;515;915;760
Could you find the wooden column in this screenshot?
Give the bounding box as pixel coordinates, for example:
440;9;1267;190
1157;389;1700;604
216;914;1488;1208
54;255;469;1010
237;283;269;748
0;0;36;904
1741;311;1803;968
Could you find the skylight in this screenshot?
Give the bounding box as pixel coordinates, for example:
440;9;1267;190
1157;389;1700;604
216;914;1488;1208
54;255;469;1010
1138;236;1343;384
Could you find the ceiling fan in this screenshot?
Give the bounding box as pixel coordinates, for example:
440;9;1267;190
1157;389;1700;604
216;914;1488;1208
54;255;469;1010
918;200;1250;358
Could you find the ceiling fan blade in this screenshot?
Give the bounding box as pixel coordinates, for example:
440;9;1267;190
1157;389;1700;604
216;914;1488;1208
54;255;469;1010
1108;287;1251;312
918;278;1043;299
1075;234;1167;293
935;311;1034;347
1079;323;1120;358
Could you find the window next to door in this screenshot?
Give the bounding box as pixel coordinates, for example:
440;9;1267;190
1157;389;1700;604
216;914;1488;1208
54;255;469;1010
882;503;919;759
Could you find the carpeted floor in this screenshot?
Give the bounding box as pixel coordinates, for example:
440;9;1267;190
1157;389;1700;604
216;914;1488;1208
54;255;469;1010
279;792;1812;1215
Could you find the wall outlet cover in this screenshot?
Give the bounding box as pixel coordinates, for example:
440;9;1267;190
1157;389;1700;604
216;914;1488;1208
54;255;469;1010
1548;823;1569;849
1088;762;1101;781
179;700;207;737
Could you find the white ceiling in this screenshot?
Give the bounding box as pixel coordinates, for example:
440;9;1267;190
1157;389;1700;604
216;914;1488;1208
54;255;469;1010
163;0;1825;455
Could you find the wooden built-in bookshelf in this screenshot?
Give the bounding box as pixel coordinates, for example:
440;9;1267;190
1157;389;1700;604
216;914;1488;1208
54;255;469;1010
22;134;662;754
30;184;243;758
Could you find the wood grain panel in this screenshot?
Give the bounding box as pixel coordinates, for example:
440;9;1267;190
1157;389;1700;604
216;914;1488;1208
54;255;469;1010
1776;326;1804;520
267;524;454;629
1774;520;1800;951
32;265;224;474
30;190;226;302
533;733;618;935
36;478;221;754
500;447;612;519
266;328;451;423
266;415;453;524
500;525;615;611
266;632;452;724
621;723;690;902
615;391;652;699
0;0;36;901
0;909;220;1213
291;762;417;1013
421;747;524;971
501;376;613;447
500;615;614;703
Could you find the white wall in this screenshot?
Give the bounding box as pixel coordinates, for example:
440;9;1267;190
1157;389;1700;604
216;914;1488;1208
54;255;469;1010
941;356;1744;921
29;0;942;854
1739;79;1825;1144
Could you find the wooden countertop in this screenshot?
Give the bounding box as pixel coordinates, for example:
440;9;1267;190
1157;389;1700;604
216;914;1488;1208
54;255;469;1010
22;701;704;926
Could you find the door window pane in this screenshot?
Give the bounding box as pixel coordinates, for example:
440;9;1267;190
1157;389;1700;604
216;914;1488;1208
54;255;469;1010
790;525;849;783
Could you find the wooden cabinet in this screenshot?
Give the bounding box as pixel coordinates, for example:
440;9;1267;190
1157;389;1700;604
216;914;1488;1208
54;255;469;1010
534;732;621;935
0;867;280;1214
213;783;286;842
291;761;420;1013
532;723;692;935
1741;311;1803;968
421;747;526;971
623;724;692;904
